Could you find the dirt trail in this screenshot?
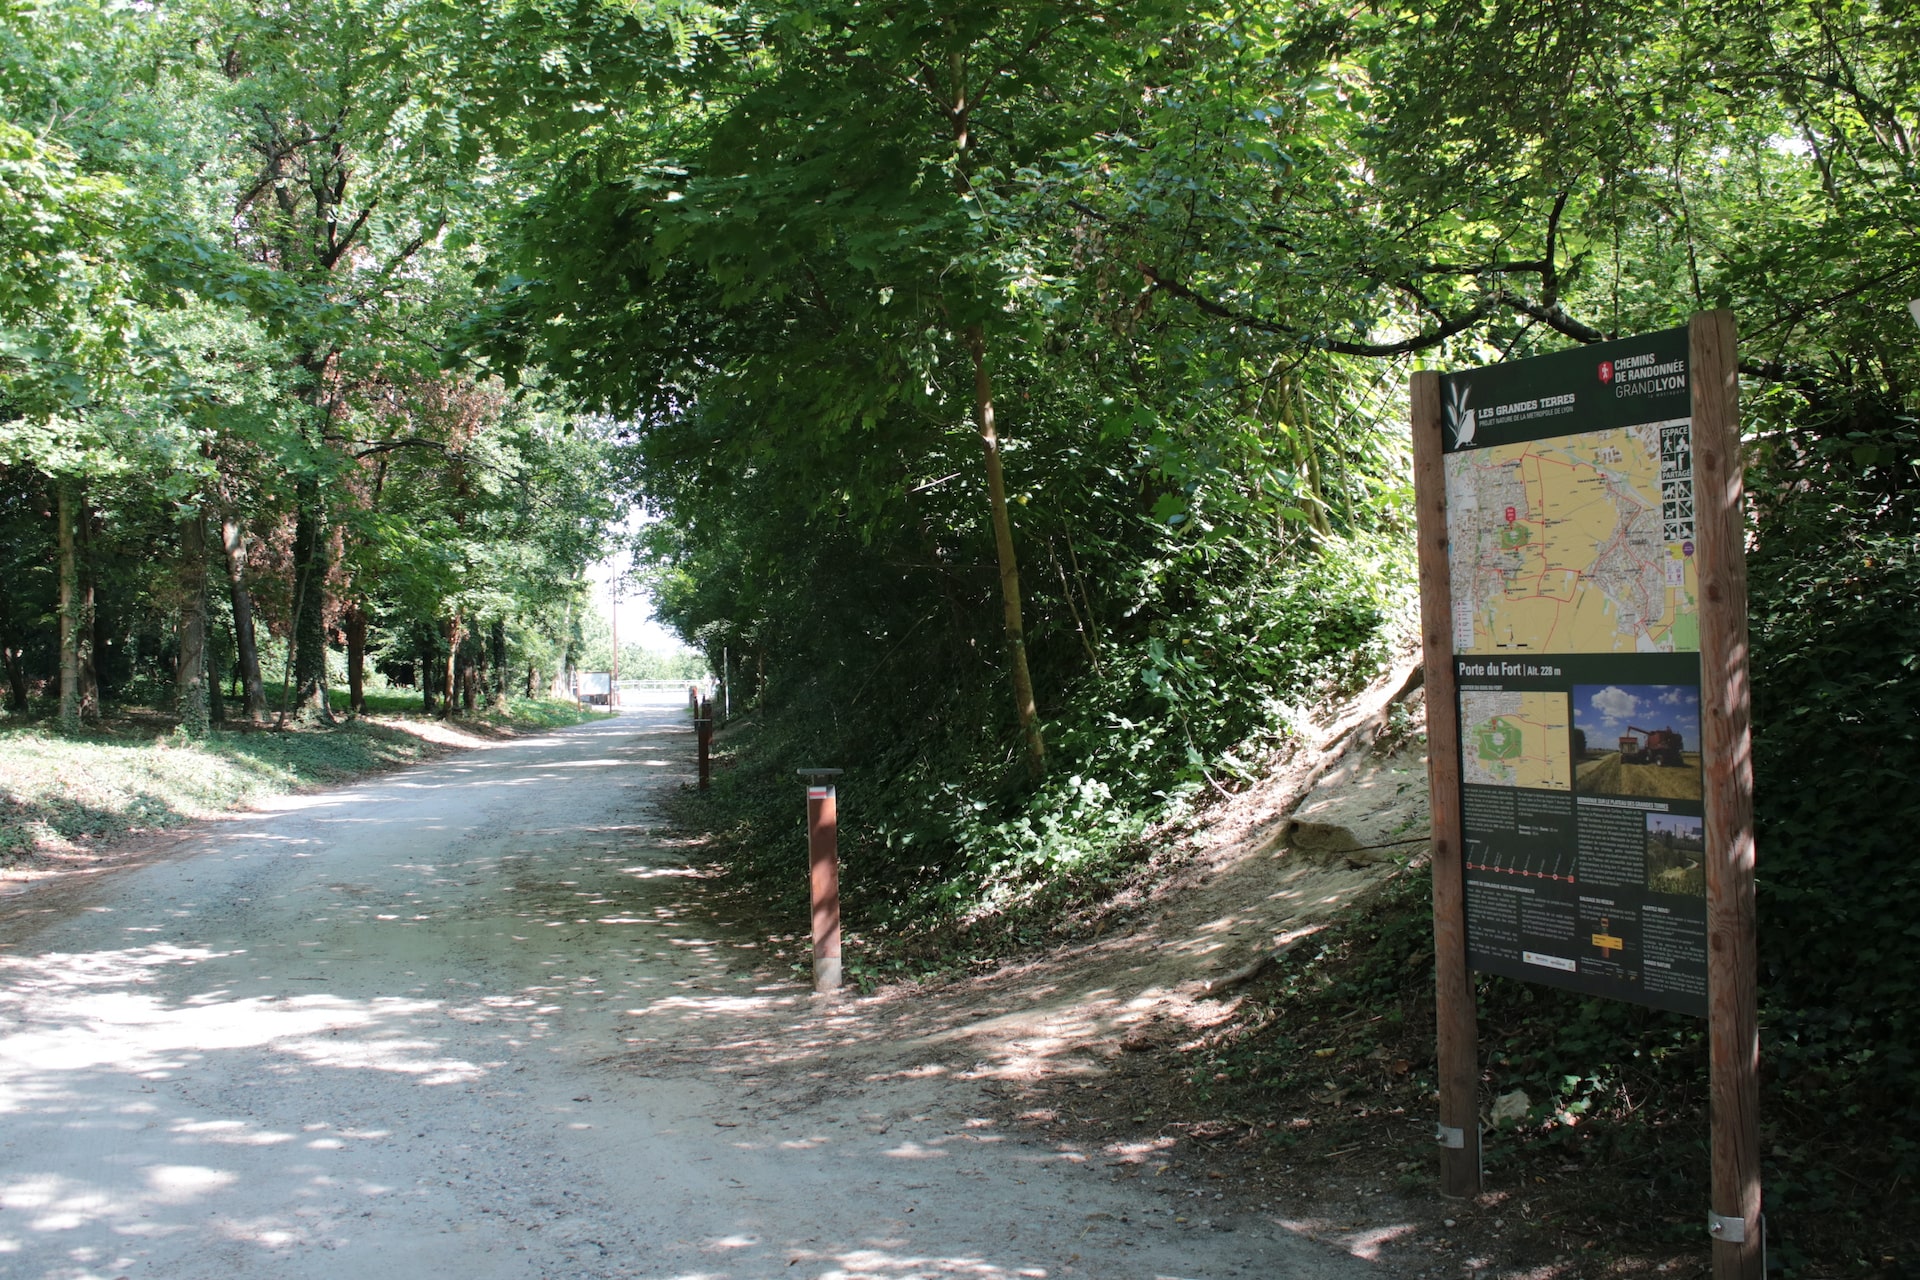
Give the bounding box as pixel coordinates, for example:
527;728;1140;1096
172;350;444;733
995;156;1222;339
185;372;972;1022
0;693;1384;1280
753;666;1436;1269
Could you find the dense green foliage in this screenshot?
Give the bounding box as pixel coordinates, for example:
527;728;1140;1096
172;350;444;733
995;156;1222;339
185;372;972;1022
1;0;628;734
1746;401;1920;1173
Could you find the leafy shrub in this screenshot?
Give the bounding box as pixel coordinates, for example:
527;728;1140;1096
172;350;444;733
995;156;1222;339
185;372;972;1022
685;534;1406;949
1746;410;1920;1173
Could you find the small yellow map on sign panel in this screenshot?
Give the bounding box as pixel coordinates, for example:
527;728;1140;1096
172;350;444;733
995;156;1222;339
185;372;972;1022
1458;690;1572;791
1445;420;1699;656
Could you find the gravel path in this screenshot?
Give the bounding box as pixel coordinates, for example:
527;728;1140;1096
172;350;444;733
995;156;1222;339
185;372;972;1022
0;694;1374;1280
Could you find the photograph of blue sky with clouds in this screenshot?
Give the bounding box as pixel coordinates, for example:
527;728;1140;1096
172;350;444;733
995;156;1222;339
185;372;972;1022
1573;683;1701;753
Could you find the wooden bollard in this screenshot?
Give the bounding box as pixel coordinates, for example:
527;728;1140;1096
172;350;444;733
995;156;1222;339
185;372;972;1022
797;768;844;993
696;698;712;790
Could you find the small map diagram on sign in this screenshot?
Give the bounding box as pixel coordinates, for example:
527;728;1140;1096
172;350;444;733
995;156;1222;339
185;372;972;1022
1460;690;1572;791
1447;420;1698;655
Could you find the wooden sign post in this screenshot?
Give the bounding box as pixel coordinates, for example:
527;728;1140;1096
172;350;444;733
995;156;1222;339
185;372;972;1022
1410;372;1482;1198
1691;312;1762;1274
1412;311;1759;1275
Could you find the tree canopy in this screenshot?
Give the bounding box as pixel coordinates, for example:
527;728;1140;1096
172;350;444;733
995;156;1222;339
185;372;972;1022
1;0;633;727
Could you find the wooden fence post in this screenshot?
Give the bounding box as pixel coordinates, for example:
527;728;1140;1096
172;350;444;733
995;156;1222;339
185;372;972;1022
696;697;712;790
798;768;844;993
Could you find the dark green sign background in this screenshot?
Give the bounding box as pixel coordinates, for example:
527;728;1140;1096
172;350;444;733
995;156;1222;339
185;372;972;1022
1441;327;1690;451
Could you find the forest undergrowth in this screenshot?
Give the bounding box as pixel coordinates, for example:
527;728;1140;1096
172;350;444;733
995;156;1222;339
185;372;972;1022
1185;865;1915;1276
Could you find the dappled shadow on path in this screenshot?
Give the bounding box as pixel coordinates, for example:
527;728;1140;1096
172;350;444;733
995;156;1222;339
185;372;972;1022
0;698;1397;1278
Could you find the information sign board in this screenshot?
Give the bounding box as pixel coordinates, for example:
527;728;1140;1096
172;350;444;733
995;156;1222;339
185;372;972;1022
1414;314;1760;1271
1439;327;1707;1016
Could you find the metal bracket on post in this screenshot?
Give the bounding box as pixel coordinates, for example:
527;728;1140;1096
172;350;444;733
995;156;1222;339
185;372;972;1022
1707;1211;1748;1243
1435;1124;1466;1150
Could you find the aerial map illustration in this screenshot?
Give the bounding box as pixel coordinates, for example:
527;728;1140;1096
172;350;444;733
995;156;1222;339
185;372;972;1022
1446;419;1698;656
1459;690;1572;790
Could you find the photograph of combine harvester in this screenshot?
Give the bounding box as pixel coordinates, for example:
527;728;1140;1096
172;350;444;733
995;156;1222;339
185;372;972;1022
1572;683;1704;801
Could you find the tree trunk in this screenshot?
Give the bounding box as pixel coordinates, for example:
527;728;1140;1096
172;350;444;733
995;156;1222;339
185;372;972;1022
421;639;437;715
1;644;26;713
946;49;1042;778
440;613;461;719
609;597;620;691
476;625;491;707
460;630;477;715
209;614;227;726
966;324;1046;777
80;591;100;718
525;663;539;699
221;518;269;722
79;505;99;721
56;481;81;733
345;605;367;716
490;619;509;707
289;484;332;721
0;556;28;712
175;509;210;737
1283;375;1331;541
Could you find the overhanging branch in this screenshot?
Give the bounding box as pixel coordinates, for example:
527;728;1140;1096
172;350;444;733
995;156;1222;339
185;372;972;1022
1136;262;1617;356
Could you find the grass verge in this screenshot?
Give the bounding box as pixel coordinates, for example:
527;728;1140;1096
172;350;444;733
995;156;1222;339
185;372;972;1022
0;697;601;867
314;689;602;730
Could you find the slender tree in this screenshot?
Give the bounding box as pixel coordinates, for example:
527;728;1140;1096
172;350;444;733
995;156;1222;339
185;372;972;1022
175;507;211;736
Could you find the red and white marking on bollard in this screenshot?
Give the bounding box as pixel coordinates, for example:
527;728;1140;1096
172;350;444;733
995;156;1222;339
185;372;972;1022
797;768;844;994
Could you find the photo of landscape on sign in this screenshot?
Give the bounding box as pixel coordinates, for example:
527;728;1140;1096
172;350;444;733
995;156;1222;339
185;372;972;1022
1444;328;1710;1016
1646;813;1707;897
1572;683;1703;802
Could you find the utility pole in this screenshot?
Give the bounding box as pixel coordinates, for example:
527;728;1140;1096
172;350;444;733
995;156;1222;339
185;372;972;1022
609;579;620;710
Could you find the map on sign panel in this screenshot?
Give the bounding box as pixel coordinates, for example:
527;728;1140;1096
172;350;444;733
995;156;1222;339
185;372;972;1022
1446;419;1699;655
1458;690;1572;791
